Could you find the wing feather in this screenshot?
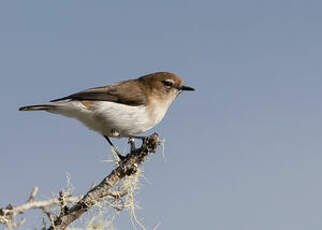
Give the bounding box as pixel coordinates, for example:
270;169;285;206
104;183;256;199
50;80;147;106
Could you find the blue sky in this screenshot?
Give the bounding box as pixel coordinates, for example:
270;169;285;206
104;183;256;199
1;1;322;229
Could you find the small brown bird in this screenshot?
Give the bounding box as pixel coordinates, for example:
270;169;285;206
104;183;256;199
19;72;194;157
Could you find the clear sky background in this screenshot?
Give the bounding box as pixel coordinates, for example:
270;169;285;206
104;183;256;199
1;1;322;229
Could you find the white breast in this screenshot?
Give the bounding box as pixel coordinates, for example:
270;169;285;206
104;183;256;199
92;101;156;137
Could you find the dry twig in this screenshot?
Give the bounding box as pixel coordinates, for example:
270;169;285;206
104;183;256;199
0;187;81;228
0;133;160;230
49;133;160;230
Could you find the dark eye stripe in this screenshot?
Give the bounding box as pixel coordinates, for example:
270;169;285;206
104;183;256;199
162;80;174;87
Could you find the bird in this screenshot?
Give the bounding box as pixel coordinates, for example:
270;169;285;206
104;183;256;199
19;72;194;159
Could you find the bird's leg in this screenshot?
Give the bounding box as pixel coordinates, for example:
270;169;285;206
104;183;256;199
128;137;136;152
103;135;125;161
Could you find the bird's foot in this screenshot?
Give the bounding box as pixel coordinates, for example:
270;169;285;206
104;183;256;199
104;135;126;161
112;146;126;161
128;137;136;152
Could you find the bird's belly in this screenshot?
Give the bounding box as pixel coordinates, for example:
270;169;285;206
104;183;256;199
89;101;156;137
50;101;166;137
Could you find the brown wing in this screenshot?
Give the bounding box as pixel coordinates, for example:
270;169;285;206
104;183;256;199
50;80;147;106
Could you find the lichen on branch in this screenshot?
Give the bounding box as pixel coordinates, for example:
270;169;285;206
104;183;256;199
0;133;161;230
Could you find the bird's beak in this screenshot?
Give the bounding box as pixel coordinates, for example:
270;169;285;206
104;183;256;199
181;85;195;91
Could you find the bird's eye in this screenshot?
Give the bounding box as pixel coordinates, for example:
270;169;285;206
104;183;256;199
162;80;174;88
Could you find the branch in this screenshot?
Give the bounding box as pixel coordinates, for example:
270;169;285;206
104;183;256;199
0;187;81;229
0;133;160;230
50;132;160;230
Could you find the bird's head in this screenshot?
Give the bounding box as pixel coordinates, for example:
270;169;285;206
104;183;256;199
139;72;194;105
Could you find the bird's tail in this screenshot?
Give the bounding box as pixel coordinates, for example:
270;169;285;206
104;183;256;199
19;104;56;112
